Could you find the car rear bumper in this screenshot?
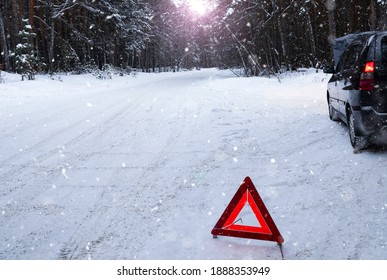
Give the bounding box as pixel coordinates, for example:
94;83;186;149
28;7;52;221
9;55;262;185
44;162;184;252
353;107;387;136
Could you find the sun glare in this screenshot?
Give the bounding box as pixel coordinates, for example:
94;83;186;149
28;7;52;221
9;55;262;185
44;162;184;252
173;0;214;17
187;0;210;16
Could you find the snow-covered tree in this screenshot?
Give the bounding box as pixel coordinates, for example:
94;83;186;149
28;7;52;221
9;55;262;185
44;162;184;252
15;19;42;80
1;0;387;74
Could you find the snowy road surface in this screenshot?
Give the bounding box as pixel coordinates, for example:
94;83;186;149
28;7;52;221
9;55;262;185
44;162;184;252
0;69;386;260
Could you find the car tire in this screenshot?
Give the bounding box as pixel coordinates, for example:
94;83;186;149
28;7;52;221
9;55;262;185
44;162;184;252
328;97;339;121
348;109;368;151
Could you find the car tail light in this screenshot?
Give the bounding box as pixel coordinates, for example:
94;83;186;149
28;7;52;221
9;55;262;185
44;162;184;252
359;61;375;91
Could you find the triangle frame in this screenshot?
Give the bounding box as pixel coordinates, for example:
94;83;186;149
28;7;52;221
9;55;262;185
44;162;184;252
211;177;284;244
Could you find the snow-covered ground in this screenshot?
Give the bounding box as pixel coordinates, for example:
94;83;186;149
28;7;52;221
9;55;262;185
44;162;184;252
0;68;386;260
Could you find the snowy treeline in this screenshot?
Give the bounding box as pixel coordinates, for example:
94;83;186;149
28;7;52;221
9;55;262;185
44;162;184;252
0;0;386;76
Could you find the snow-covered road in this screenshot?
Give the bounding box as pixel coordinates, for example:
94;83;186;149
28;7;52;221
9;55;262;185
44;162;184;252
0;69;386;260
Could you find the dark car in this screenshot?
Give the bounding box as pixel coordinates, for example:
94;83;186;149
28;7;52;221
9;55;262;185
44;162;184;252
324;31;387;150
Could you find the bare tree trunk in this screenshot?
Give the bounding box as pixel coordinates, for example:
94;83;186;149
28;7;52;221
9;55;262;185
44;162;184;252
0;8;10;71
381;1;387;30
12;0;22;41
48;18;55;72
326;0;336;45
19;0;24;18
305;9;316;58
29;0;35;30
369;0;377;30
274;0;287;66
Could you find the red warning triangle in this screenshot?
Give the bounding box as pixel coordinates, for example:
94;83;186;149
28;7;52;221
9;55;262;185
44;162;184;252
211;177;284;244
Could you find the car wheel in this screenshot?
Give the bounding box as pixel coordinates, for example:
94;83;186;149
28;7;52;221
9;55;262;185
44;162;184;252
348;110;368;151
328;98;339;121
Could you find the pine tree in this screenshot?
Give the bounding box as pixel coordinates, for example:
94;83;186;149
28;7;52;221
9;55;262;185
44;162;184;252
15;19;41;80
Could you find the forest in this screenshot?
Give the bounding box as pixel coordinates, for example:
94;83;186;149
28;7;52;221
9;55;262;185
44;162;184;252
0;0;386;78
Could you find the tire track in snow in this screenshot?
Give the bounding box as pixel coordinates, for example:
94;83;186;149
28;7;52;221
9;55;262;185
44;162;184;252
55;84;192;259
0;90;155;198
0;89;157;259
